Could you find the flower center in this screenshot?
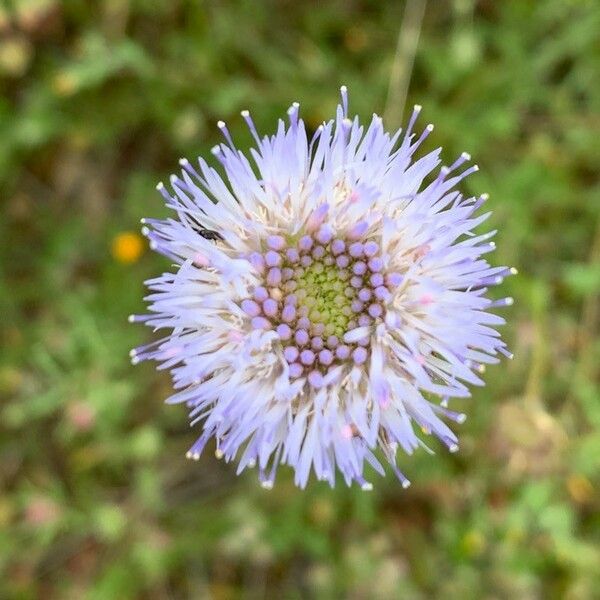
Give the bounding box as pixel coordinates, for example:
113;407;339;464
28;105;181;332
240;224;402;388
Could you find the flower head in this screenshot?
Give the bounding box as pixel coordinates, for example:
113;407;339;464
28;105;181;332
131;88;513;489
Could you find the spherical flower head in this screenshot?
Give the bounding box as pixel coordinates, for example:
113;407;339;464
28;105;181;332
131;88;514;490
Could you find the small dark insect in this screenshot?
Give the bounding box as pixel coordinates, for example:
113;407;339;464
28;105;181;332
197;228;223;241
188;216;223;241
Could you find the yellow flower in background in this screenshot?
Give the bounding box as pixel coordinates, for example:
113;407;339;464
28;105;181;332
567;475;594;504
112;231;144;264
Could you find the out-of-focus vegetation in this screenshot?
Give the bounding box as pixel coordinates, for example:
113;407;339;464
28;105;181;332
1;1;599;598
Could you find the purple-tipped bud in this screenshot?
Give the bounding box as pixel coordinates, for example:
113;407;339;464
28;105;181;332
282;267;294;280
350;275;363;288
370;273;384;287
241;299;261;317
326;335;339;348
348;242;364;258
248;252;265;272
368;257;384;272
336;345;350;359
267;235;286;250
284;293;298;305
300;349;315;365
283;280;298;293
265;250;282;267
297;316;311;330
324;256;334;266
298;235;313;251
312;245;325;259
295;329;309;346
319;349;334;365
374;286;391;301
286;248;300;263
283;346;299;362
281;304;296;322
277;324;292;340
316;224;334;245
358;314;371;327
352;261;367;275
300;255;313;268
311;336;324;351
331;239;345;255
368;303;383;318
312;322;325;335
351;300;364;313
348;220;368;240
358;288;372;302
352;347;368;364
336;255;350;268
263;298;278;317
267;268;282;286
363;241;379;257
253;286;269;302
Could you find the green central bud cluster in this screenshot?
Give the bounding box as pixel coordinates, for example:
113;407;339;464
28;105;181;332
294;262;352;338
239;224;403;388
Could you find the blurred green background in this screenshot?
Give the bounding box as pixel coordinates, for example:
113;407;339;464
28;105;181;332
1;0;599;598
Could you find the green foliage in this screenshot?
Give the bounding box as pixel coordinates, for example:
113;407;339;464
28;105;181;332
1;0;599;597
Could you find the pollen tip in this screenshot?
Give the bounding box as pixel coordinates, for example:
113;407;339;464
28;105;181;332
413;104;422;112
128;315;136;323
402;480;411;489
217;120;226;129
510;267;519;275
449;443;459;453
247;459;256;468
131;356;140;365
340;84;347;93
210;145;221;155
261;480;274;490
140;218;146;224
240;109;249;117
457;414;467;424
155;182;164;190
361;482;373;491
473;164;479;172
426;123;434;131
129;349;136;357
185;451;192;459
461;151;471;160
505;297;514;306
481;192;489;200
215;449;224;459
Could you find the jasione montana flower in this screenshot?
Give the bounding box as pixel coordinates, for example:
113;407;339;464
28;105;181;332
131;88;514;490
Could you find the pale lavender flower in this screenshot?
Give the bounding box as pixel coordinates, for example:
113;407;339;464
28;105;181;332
131;88;514;490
